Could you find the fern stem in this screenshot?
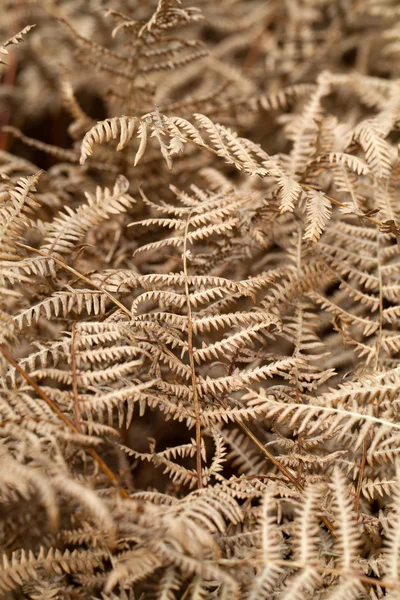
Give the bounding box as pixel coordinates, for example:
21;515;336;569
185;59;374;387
300;183;386;228
15;243;132;318
374;233;384;371
354;439;367;515
183;212;203;489
216;395;336;535
0;345;130;500
71;321;81;431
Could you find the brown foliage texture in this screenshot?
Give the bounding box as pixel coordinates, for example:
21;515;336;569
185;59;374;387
2;1;400;598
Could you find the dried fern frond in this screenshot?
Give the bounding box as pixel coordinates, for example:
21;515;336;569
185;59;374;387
0;172;42;261
41;175;134;257
0;25;35;66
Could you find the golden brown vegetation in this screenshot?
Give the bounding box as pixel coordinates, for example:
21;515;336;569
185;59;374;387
2;1;400;598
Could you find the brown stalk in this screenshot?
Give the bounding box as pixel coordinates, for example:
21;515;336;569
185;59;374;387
0;345;130;500
355;438;367;515
70;321;81;431
15;242;132;318
183;211;203;489
215;395;336;535
300;183;387;230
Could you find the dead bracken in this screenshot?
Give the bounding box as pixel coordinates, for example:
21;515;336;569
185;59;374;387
1;1;400;598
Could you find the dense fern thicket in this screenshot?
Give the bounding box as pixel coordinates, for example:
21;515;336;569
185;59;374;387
2;1;400;598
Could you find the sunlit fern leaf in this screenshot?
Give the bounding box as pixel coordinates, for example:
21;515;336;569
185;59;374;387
0;25;35;66
325;468;365;599
354;119;393;179
41;176;135;257
245;486;284;600
303;191;332;243
11;291;108;331
279;484;323;600
277;176;303;213
80;110;280;177
0;172;42;261
0;548;107;594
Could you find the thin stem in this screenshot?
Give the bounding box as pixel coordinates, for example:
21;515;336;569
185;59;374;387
183;211;203;489
0;345;130;499
70;321;81;431
15;243;131;318
300;183;385;228
214;395;336;535
374;233;384;371
355;439;367;515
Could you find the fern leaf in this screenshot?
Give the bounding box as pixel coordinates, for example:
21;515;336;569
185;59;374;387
303;191;332;242
354;120;393;178
0;25;35;66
